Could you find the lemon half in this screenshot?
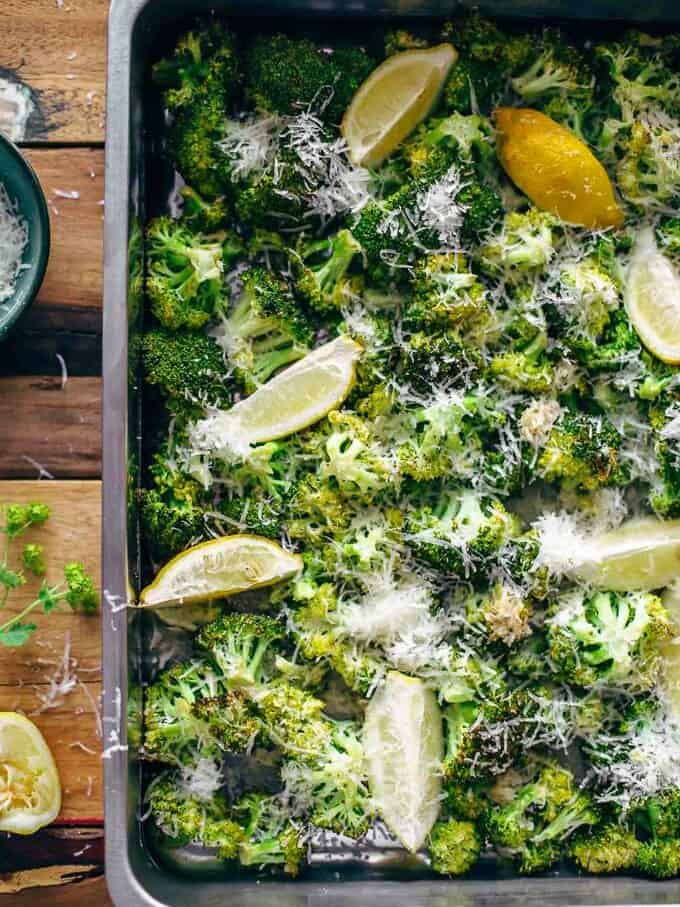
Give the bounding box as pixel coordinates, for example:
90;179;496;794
625;227;680;365
342;44;458;169
573;517;680;591
363;671;443;852
495;107;624;229
190;336;362;458
140;535;302;608
660;581;680;718
0;712;61;835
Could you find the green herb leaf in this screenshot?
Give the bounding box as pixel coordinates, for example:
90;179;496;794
38;581;61;614
0;562;25;590
0;622;37;646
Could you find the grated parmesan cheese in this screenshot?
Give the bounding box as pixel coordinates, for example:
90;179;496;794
32;631;78;713
180;756;223;802
532;511;586;576
0;181;28;302
416;164;468;247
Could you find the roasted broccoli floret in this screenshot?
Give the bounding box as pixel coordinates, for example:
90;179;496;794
234;170;306;230
293;229;362;314
489;331;554;395
197;613;287;689
179;185;232;232
444;59;505;115
616;119;680;208
403;112;497;173
511;29;592;103
140;452;206;560
459;12;534;65
384;29;430;57
478;209;559;280
635;838;680;879
216;266;313;392
485;761;575;848
152;22;239;113
146;216;225;330
352;154;501;276
315;410;397;501
154;24;240;198
236;793;306;876
287;474;354;544
429;818;482;875
142;328;232;417
565;307;639;376
594;34;680;122
634;789;680;840
547;590;671;688
253;681;332;756
467;582;533;647
406;489;519;577
143;660;224;764
398;330;482;396
569;823;640;874
281;720;374;838
657;215;680;260
218;490;286;540
406;253;488;331
147;770;244;859
486;762;597;872
192;691;261;752
550;255;621;344
243;34;375;123
541;91;600;145
396;394;483;483
537;411;628;491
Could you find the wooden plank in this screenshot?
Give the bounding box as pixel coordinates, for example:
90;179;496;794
0;1;107;144
0;377;101;479
0;331;101;378
0;866;104;898
19;148;105;335
0;481;102;683
0;482;103;821
0;686;103;821
0;872;110;903
0;826;104;872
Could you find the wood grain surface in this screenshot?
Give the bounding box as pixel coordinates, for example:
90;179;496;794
0;482;103;821
0;0;110;897
0;377;101;478
0;873;112;904
23;149;105;332
0;1;107;144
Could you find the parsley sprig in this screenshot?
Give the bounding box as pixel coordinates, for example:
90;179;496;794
0;503;98;647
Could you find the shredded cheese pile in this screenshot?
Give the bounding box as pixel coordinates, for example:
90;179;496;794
0;180;28;303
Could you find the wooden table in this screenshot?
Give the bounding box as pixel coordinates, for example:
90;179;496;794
0;2;110;904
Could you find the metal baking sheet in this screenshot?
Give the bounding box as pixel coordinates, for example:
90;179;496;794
102;0;680;903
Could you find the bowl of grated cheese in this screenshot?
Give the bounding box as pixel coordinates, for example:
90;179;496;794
0;132;50;341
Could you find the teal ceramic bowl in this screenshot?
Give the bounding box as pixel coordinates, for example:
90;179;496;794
0;133;50;341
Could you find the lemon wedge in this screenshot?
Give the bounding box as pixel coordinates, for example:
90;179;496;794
0;712;61;835
139;535;302;608
660;581;680;718
495;107;624;229
625;227;680;364
189;336;361;459
573;517;680;591
342;44;458;168
363;671;443;852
